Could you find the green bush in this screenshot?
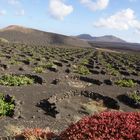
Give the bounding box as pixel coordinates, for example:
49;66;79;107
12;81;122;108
106;63;113;69
9;59;19;65
74;65;90;75
80;59;89;65
109;69;119;76
115;79;136;87
0;94;15;116
34;67;44;73
129;91;140;103
106;64;119;76
46;62;56;69
0;74;34;86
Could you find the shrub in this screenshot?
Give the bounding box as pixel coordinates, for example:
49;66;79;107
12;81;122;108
26;57;33;62
0;94;15;116
34;67;44;73
74;65;90;75
46;62;55;69
45;61;58;72
129;91;140;104
115;79;136;87
9;59;20;65
60;111;140;140
106;63;113;69
109;69;119;76
0;74;34;86
80;59;89;65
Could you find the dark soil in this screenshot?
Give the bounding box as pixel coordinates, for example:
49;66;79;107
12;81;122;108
0;42;140;136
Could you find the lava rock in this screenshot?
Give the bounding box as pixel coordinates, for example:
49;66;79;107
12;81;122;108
95;66;100;69
104;79;113;85
90;70;100;74
48;65;58;72
52;79;60;85
53;61;63;67
22;60;30;65
119;70;130;76
66;64;71;67
80;76;103;85
19;67;25;71
131;71;138;76
60;59;69;63
37;99;59;118
65;68;70;73
0;64;9;69
86;64;94;69
104;96;120;110
117;94;140;109
100;70;106;75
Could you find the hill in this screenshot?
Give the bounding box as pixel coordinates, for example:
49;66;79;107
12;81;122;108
0;25;90;47
0;25;140;51
77;34;126;43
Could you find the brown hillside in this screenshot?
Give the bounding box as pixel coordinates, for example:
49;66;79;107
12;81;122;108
0;25;90;47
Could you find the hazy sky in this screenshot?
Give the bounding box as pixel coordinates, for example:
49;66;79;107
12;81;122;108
0;0;140;43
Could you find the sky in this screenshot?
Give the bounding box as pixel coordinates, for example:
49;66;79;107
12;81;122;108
0;0;140;43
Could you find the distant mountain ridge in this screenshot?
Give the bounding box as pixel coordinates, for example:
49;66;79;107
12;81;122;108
77;34;126;43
